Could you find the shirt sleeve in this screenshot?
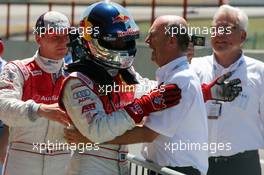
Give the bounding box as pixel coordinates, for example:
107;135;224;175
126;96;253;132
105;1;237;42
0;63;40;127
62;78;136;143
143;71;203;138
144;85;194;138
134;71;158;98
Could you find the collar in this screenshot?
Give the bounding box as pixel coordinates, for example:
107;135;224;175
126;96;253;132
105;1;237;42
34;50;64;73
156;56;188;84
212;53;245;76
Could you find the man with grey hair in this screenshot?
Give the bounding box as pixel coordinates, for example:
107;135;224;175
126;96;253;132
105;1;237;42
191;4;263;175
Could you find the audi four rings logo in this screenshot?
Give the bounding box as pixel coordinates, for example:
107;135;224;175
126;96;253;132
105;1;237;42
73;89;91;99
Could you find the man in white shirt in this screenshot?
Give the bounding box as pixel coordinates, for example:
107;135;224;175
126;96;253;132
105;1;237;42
191;5;263;175
105;15;209;175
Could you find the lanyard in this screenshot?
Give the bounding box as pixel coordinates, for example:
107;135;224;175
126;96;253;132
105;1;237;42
172;59;188;72
159;59;188;86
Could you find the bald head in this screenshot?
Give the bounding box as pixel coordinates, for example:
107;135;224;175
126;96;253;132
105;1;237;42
153;15;190;52
145;15;189;67
153;15;188;29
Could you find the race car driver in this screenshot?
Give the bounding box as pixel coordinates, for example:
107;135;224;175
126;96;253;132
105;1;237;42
0;11;72;175
59;2;182;175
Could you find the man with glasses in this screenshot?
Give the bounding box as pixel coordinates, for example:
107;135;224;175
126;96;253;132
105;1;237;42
191;5;263;175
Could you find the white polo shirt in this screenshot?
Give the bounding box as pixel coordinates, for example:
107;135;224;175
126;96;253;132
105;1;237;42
141;56;209;174
191;53;264;157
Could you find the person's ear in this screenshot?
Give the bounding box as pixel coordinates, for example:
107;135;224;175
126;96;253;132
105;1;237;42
241;31;247;43
35;34;41;45
169;36;177;49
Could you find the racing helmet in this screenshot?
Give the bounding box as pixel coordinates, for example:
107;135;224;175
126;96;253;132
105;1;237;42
79;1;140;69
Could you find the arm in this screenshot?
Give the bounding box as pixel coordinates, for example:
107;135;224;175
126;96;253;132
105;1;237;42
64;126;159;145
0;64;41;126
62;78;136;143
107;126;159;145
62;78;180;143
0;64;69;126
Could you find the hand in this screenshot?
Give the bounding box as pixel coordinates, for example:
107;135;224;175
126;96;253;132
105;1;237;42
124;84;181;123
202;72;242;102
64;127;92;144
37;103;71;126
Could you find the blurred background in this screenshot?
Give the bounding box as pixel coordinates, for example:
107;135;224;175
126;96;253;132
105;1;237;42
0;0;263;77
1;0;264;47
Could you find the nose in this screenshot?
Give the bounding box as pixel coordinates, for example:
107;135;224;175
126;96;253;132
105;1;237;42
145;35;150;45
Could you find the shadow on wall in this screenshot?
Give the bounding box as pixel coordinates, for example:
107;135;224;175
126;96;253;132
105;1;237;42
2;40;264;80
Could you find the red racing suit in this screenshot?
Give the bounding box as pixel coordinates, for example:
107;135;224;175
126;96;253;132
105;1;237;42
0;54;71;175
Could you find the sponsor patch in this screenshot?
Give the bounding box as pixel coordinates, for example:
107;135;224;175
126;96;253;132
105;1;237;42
73;89;91;99
117;28;139;37
129;103;143;115
31;70;42;76
78;97;93;104
112;14;130;24
82;103;96;113
32;95;58;102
